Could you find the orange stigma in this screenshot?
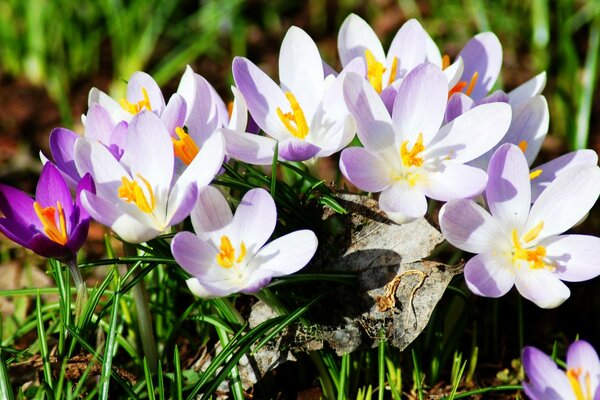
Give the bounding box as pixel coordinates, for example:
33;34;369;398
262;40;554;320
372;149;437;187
172;127;200;165
33;201;68;245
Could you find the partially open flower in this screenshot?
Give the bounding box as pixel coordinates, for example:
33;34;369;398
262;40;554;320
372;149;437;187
0;162;94;261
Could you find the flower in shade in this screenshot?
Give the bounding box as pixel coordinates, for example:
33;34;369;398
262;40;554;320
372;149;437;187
74;111;225;243
232;26;357;162
171;187;318;297
340;63;511;224
0;162;94;260
522;340;600;399
440;143;600;308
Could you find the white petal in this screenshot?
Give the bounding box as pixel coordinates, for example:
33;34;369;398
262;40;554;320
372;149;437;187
439;199;506;254
543;234;600;282
230;188;276;252
385;19;427;82
526;165;600;241
506;96;549;166
337;14;385;66
464;252;515;298
508;71;547;105
378;183;427;224
222;128;277;165
279;26;324;119
426;102;512;163
515;267;570;308
248;230;318;277
423;163;487;201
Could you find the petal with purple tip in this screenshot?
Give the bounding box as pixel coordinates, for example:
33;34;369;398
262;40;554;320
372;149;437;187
464;252;515;297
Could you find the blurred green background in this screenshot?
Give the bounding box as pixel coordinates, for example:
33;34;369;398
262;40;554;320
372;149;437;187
0;0;598;179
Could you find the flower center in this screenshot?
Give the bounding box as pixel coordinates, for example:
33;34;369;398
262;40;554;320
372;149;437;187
119;87;152;114
118;174;156;213
400;132;425;168
172;127;199;165
511;222;547;269
566;367;593;400
216;235;247;269
33;201;68;245
364;49;398;93
276;91;309;140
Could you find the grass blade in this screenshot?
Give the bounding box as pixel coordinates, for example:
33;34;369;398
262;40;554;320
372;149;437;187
35;291;53;392
99;277;121;400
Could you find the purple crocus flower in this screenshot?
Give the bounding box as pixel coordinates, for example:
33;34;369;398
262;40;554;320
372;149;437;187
440;143;600;308
522;340;600;399
340;63;511;224
171;187;318;297
0;162;93;260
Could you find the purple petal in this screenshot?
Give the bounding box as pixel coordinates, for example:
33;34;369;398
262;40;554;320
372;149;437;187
515;267;570;308
543;234;600;282
343;72;395;152
567;340;600;390
222;128;277;165
530;149;598;202
458;32;502;101
161;94;187;136
278;138;321;161
423;163;487;201
171;231;219;278
464;252;515;297
36;163;74;230
85;104;115;143
392;63;447;145
439;199;504;254
478;90;508;105
509;71;547;105
445;93;474;123
0;185;40;231
49;128;80;184
378;183;427;224
339;147;391;192
486;144;530;232
522;346;573;400
167;182;198;226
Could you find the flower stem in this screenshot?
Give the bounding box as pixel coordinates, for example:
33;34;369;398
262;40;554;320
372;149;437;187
66;258;87;324
123;243;158;373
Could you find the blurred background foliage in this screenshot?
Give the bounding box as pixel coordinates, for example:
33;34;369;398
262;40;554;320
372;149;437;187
0;0;598;160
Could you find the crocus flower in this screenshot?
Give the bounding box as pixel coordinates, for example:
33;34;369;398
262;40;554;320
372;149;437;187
0;162;93;260
75;111;225;243
171;187;318;297
440;143;600;308
340;63;511;224
522;340;600;399
232;26;357;162
337;13;463;110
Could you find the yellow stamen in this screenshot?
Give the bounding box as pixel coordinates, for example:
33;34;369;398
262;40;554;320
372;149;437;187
227;101;234;119
216;235;246;269
400;132;426;168
33;201;68;245
276;91;309;140
447;72;479;98
118;174;156;213
511;227;547;269
172;127;200;165
365;49;386;93
529;169;543;180
119;87;152;114
523;221;544;243
465;71;479;96
388;56;399;85
441;54;450;70
566;368;586;400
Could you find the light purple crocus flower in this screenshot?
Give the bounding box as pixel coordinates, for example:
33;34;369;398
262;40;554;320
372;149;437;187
171;187;318;297
440;143;600;308
74;111;225;243
337;13;463;110
522;340;600;399
232;26;357;162
0;162;93;260
340;63;511;224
